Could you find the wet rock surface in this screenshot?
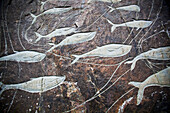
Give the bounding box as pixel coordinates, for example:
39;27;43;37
0;0;170;113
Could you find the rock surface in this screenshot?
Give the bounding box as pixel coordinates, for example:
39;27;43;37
0;0;170;113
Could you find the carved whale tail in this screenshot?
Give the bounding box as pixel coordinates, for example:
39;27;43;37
111;25;117;32
106;19;117;32
107;6;116;12
40;1;47;11
125;57;139;71
34;32;43;43
128;81;144;105
30;13;37;25
71;55;82;64
0;82;6;96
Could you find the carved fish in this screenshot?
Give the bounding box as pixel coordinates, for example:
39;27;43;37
125;47;170;71
40;0;73;11
47;32;96;52
88;0;121;3
0;76;66;95
107;19;152;32
108;5;140;12
71;44;132;64
0;51;46;63
129;67;170;105
34;27;78;43
30;7;72;24
41;0;73;6
46;0;71;2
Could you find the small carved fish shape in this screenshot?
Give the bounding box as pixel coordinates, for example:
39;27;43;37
0;51;46;63
129;67;170;105
125;47;170;71
71;44;132;64
107;19;152;32
30;7;72;24
0;76;66;95
41;0;73;8
108;5;140;12
47;32;96;52
88;0;121;3
34;27;78;43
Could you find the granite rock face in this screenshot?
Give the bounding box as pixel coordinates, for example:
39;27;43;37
0;0;170;113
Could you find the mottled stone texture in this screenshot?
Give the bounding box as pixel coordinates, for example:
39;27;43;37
0;0;170;113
